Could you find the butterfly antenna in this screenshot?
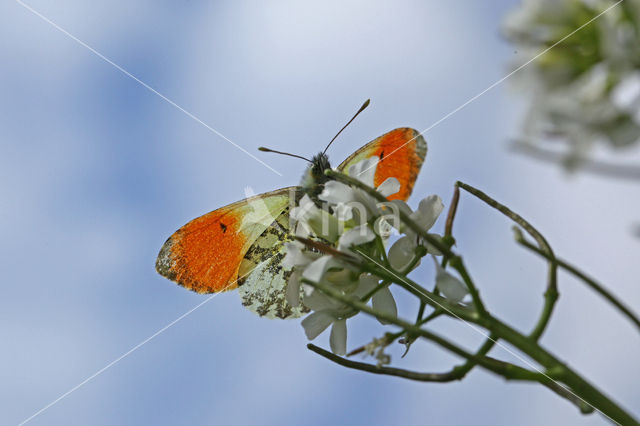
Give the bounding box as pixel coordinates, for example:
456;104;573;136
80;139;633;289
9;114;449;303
323;99;370;155
258;147;313;163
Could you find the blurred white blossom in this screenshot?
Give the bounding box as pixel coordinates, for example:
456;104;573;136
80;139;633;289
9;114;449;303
504;0;640;168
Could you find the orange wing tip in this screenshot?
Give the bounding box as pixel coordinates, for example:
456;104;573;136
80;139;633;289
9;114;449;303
155;235;229;294
411;130;427;160
372;128;427;202
155;236;178;282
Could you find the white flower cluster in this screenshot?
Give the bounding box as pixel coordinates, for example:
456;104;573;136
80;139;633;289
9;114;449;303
504;0;640;167
283;157;468;355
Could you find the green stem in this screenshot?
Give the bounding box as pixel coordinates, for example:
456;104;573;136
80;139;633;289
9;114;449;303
374;234;389;265
515;230;640;332
456;181;558;341
415;301;426;324
449;335;497;381
319;171;637;423
309;342;474;382
485;319;637;425
365;258;636;423
346;239;637;422
448;255;487;316
444;184;460;239
420;309;443;324
308;336;495;384
303;279;601;417
354;248;482;323
326;169;487;315
325;169;451;255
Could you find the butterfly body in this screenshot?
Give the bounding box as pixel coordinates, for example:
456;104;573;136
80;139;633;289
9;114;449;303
300;152;332;202
156;128;427;318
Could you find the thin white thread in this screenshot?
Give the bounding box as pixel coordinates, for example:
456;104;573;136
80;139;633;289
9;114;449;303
17;258;270;426
357;251;619;425
18;295;216;425
18;198;289;425
356;0;625;178
15;0;282;177
14;0;626;423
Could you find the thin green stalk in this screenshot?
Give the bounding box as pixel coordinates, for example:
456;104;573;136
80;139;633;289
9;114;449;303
318;171;638;423
325;169;451;255
419;309;443;325
374;234;389;265
456;181;558;341
308;336;496;384
361;280;390;302
448;335;497;381
448;255;486;316
515;230;640;332
415;301;426;324
354;248;482;323
485;319;638;425
309;343;474;382
302;279;603;417
444;184;460;239
301;219;637;422
403;308;443;355
326;169;487;315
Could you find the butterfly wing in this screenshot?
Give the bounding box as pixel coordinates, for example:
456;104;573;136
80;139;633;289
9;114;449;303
236;203;309;319
156;187;297;294
337;127;427;201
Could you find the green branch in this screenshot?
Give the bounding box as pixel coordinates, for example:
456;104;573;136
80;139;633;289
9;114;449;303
303;279;599;415
515;229;640;332
456;181;558;341
325;169;487;316
313;171;638;424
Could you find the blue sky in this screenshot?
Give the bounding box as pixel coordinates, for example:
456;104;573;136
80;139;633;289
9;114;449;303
1;1;639;425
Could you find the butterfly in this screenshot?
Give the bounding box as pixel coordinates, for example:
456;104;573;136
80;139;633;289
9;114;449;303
156;120;427;319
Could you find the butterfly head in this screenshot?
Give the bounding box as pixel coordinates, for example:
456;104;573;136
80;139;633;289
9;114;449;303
260;99;370;202
301;152;331;199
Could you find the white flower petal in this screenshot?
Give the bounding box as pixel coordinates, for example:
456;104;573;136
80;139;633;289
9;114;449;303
330;319;347;355
333;202;354;221
292;194;341;241
303;288;339;311
434;262;468;304
294;221;311;238
388;236;417;271
306;209;340;242
285;272;302;307
377;177;401;198
372;287;397;325
420;233;444;256
611;72;640;111
301;311;334;340
282;242;309;268
290;194;316;221
353;274;379;299
337;225;375;250
319;181;356;205
413;195;444;230
348;157;378;187
352;188;379;217
373;216;393;239
325;268;356;287
302;255;337;283
302;283;314;297
390;200;413;216
380;200;412;231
